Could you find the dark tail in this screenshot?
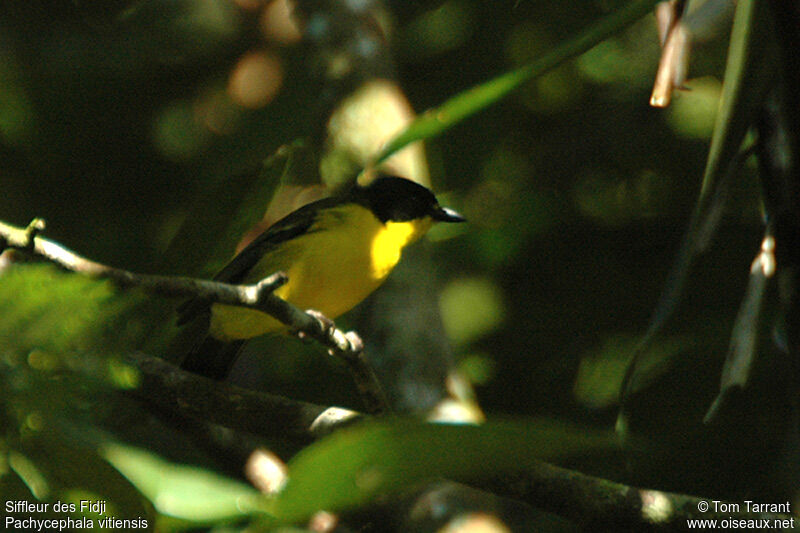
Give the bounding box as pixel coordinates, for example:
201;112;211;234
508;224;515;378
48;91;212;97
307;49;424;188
181;336;246;380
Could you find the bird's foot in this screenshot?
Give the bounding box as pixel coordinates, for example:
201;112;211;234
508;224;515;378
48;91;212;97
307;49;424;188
304;309;334;332
343;331;364;353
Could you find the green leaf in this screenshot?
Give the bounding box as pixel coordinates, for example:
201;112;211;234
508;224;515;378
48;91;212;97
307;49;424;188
0;263;134;355
621;0;778;400
101;442;266;524
1;420;153;526
373;0;660;165
697;0;776;203
271;419;615;522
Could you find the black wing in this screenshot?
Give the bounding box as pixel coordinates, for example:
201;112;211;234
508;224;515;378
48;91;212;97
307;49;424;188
175;196;339;326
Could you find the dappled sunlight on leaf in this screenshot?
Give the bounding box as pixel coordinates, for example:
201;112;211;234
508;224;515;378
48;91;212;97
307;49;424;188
0;264;131;357
8;451;50;500
666;77;721;139
102;442;266;523
439;277;505;346
271;419;616;522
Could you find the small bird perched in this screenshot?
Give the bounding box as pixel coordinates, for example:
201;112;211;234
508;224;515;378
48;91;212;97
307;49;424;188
178;175;465;379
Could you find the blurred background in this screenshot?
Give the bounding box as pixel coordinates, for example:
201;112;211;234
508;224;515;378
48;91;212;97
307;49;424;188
2;0;793;530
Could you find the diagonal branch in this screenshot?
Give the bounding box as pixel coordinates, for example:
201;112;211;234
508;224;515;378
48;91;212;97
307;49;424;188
0;218;389;414
127;351;364;443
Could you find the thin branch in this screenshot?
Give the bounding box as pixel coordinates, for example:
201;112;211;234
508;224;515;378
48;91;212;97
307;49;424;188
651;0;689;107
482;462;796;531
655;0;685;45
0;219;288;303
0;218;389;414
126;351;363;442
651;0;737;108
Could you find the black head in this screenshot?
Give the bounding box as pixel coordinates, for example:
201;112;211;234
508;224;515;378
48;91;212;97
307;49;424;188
355;176;465;224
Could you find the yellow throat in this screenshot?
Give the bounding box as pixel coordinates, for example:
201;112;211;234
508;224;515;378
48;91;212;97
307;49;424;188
209;204;433;340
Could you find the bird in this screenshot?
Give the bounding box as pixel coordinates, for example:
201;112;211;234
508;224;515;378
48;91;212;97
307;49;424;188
178;175;465;379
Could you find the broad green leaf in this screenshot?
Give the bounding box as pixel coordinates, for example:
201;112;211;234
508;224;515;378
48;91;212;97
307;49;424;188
271;419;614;522
0;263;135;355
102;442;266;523
1;415;153;527
373;0;661;165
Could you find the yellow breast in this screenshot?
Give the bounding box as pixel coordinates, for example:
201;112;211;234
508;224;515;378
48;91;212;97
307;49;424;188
209;204;432;340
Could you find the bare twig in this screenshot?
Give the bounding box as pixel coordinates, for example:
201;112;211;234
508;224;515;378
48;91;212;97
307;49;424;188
0;219;288;303
651;0;690;107
655;0;685;45
651;0;738;108
0;218;390;414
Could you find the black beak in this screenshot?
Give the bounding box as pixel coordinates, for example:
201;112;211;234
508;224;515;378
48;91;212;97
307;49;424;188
432;206;466;223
